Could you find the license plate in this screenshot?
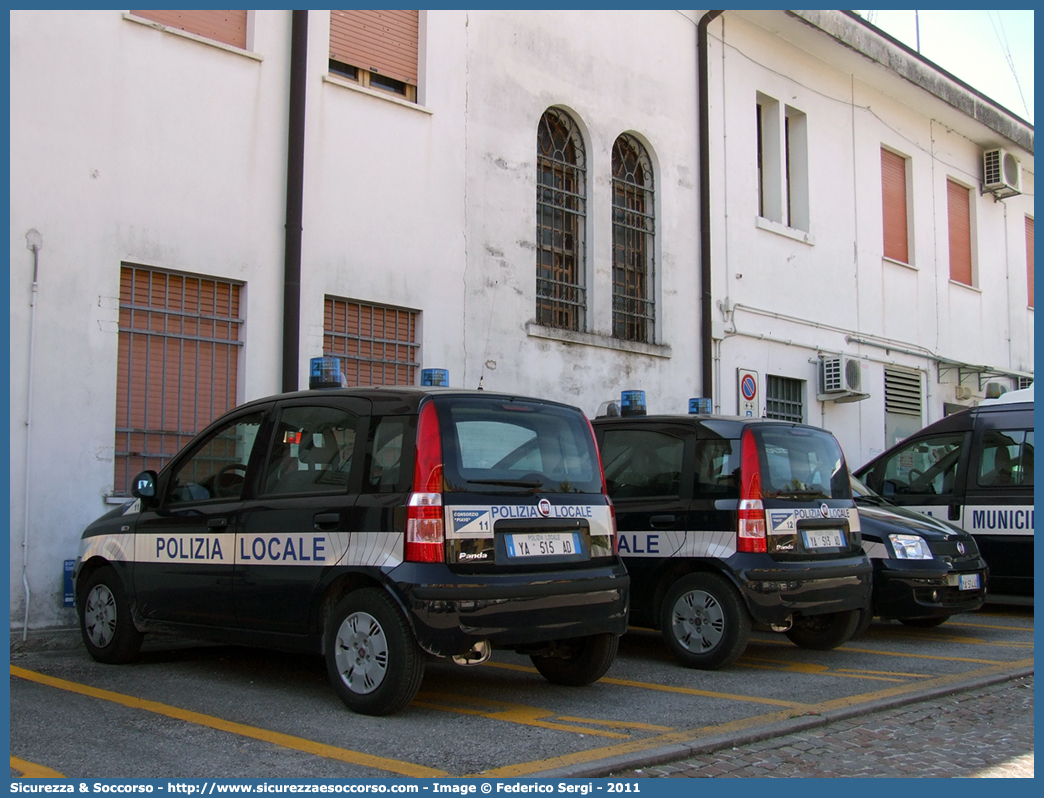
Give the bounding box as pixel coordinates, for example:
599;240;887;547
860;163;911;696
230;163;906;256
959;573;981;591
506;532;581;558
802;529;846;549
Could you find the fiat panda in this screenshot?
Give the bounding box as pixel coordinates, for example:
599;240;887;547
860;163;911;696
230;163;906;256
75;387;629;715
592;413;871;669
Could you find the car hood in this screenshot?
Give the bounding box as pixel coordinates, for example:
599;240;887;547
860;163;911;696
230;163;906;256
856;501;969;542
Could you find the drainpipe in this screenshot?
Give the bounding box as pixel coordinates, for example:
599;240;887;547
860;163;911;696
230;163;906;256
282;10;308;393
698;11;723;403
23;229;43;641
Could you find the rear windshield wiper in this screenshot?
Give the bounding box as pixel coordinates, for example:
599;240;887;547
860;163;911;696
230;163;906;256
466;478;544;489
766;489;828;499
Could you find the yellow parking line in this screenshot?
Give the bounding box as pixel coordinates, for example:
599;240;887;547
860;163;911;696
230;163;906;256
485;661;808;709
941;621;1033;632
474;659;1032;778
412;693;634;738
751;635;1013;665
739;662;908;683
10;756;65;778
10;665;447;778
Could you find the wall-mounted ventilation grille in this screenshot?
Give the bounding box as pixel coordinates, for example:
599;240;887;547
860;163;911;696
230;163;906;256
884;367;922;416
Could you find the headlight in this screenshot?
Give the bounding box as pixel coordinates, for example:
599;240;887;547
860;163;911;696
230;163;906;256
889;534;933;560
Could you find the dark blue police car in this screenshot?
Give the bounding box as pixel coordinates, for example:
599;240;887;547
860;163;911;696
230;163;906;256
76;386;629;715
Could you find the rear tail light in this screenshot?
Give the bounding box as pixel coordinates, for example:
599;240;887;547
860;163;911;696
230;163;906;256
406;401;445;563
586;417;616;539
738;428;767;553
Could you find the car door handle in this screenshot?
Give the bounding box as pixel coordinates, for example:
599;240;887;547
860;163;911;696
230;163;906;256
948;503;961;521
207;517;228;529
314;513;340;529
650;514;676;528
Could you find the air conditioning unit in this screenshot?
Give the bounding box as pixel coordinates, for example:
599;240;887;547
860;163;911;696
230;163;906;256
818;355;869;403
983;148;1022;197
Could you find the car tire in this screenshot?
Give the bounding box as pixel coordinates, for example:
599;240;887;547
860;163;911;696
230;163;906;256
659;572;751;670
785;609;860;650
325;589;425;716
530;633;618;686
78;566;144;664
899;615;949;629
852;606;875;638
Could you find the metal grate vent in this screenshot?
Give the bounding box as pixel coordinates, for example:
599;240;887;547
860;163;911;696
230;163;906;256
884;368;922;416
984;149;1002;186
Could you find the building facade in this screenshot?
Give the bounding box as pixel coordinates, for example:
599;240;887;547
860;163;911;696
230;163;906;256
9;10;1033;631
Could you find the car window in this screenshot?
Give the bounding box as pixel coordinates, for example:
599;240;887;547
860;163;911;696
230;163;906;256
440;399;602;494
875;433;964;497
694;439;740;499
263;406;357;495
755;427;849;499
977;429;1034;487
169;413;264;503
601;429;685;499
366;416;409;493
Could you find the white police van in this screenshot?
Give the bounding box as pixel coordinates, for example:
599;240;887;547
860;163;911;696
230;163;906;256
854;393;1033;598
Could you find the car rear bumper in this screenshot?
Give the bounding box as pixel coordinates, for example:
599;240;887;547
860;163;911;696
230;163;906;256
388;562;630;657
871;558;988;619
728;553;873;625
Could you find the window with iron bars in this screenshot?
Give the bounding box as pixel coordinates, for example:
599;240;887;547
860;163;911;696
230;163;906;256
612;134;655;343
324;297;419;386
536;108;586;332
765;375;804;423
113;265;244;496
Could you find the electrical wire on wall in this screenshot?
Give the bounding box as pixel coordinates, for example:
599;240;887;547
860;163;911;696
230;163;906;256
23;229;43;640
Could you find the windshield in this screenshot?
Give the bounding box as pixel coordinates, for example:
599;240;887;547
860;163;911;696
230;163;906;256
438;398;603;494
755;427;851;500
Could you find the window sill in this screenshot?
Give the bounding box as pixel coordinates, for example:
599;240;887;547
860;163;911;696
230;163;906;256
526;322;672;358
883;256;917;271
122;13;263;61
323;74;433;115
755;216;815;246
949;279;982;294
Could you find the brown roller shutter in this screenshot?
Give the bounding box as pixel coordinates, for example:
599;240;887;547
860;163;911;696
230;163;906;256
114;266;243;495
131;10;248;49
947;179;973;286
1027;216;1034;308
324;297;419;386
881;148;909;263
330;10;418;85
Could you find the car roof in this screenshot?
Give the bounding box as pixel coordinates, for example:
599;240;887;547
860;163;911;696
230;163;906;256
234;386;586;415
591;413;834;435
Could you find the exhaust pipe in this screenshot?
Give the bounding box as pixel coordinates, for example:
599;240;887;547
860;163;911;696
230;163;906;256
451;640;491;666
770;616;793;633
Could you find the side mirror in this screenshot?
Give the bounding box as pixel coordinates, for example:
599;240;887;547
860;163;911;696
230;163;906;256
131;470;158;499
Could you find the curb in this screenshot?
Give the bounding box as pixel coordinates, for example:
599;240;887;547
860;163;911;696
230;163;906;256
530;663;1035;778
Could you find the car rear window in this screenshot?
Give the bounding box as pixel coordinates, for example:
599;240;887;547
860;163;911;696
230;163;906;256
438;398;602;494
753;427;850;500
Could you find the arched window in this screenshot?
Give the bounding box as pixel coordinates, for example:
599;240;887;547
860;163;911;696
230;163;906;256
536;109;587;331
612;134;655;343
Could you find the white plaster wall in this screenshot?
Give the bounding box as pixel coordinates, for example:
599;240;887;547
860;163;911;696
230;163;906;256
10;10;292;628
709;15;1034;470
455;10;702;417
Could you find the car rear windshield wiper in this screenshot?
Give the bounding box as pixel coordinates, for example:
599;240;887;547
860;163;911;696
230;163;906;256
767;489;828;499
853;493;885;505
466;478;544;489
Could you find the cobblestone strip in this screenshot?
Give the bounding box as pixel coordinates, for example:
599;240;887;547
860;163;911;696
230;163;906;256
615;676;1033;778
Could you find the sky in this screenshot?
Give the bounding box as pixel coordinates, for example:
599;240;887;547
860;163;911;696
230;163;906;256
853;10;1034;124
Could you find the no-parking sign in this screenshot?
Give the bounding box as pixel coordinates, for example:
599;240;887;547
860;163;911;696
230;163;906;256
738;369;759;417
